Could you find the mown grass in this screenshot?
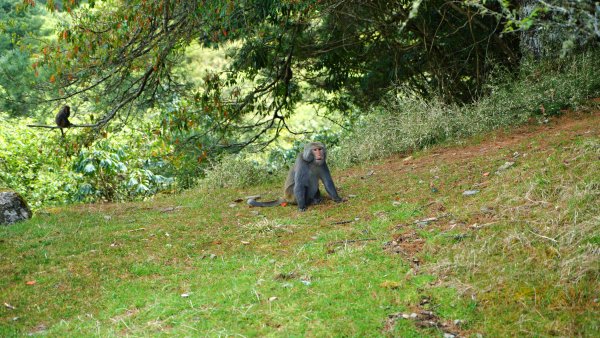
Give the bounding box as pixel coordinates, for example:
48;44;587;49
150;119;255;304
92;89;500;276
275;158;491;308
1;111;598;336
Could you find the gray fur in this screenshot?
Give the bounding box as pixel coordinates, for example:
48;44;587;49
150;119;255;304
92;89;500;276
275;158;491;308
247;142;341;211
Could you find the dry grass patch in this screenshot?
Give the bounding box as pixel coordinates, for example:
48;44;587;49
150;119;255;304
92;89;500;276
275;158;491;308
425;115;599;335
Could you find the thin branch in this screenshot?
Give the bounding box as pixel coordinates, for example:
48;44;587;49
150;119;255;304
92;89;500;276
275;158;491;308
96;65;156;127
27;124;95;129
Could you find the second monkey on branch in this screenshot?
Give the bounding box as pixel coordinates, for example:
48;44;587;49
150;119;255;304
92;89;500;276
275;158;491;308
248;142;342;211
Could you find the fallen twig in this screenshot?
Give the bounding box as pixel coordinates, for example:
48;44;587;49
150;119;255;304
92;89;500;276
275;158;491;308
528;229;558;243
331;220;353;225
328;238;377;246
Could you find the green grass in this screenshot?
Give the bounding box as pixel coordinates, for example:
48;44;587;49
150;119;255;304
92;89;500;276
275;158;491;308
1;112;599;336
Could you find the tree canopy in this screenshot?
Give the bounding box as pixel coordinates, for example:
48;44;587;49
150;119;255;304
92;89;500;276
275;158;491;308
20;0;527;149
0;0;49;114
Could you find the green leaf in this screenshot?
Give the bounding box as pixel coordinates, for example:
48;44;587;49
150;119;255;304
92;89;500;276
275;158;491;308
127;177;139;187
84;163;96;173
135;184;149;194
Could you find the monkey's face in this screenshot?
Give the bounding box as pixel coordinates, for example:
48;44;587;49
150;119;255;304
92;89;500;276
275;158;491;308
303;142;327;164
312;146;325;164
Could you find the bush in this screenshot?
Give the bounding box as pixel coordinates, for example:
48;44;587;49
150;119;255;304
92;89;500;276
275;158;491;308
71;141;174;203
0;117;75;209
0;118;175;209
199;153;280;190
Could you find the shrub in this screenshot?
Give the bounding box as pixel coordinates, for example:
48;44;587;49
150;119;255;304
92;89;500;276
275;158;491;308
71;141;174;202
0;117;76;209
0;118;174;209
199;153;281;190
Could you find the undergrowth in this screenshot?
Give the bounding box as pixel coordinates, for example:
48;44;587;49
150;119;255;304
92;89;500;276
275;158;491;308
0;117;174;209
332;52;600;167
199;154;282;189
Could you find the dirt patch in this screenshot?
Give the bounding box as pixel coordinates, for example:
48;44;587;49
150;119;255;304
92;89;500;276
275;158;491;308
383;230;425;266
274;271;298;280
384;308;466;337
28;323;48;335
110;307;140;324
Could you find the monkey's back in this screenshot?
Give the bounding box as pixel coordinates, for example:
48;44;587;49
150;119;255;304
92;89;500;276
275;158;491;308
283;166;296;202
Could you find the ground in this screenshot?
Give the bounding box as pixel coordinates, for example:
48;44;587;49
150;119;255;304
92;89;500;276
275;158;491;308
1;108;598;336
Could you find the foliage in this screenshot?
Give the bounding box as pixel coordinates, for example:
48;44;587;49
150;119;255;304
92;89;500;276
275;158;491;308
71;141;174;202
332;51;600;167
155;91;349;188
467;0;600;57
152;96;228;189
21;0;520;152
0;114;76;208
0;116;174;208
0;0;51;115
199;153;280;190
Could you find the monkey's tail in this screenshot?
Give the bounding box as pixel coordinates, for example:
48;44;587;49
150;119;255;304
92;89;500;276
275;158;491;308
247;198;285;207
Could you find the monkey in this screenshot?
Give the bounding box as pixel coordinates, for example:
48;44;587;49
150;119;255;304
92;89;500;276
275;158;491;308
55;105;72;137
248;142;342;211
27;105;95;137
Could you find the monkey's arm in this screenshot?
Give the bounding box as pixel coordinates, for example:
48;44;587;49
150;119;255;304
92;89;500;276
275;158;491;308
320;165;342;202
294;186;307;211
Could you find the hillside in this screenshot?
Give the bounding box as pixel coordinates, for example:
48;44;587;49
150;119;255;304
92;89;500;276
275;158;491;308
1;109;599;336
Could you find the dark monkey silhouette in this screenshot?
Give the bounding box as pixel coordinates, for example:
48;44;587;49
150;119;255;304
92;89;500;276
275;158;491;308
27;105;95;137
248;142;342;211
55;105;73;137
27;105;98;138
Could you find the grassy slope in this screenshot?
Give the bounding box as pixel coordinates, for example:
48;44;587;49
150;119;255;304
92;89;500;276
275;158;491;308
1;110;598;336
